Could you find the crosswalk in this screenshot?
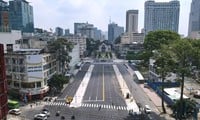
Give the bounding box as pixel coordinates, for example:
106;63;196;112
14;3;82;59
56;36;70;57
81;103;127;111
44;102;127;111
44;102;68;106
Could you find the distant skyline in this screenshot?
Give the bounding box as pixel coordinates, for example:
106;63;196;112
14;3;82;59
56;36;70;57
5;0;191;36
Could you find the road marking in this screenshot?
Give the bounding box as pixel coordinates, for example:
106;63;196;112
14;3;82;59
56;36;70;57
102;65;105;101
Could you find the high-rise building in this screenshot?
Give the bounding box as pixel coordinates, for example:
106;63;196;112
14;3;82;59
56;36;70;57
0;44;8;120
0;0;9;32
55;27;63;36
126;10;138;33
144;0;180;34
64;29;70;36
74;22;95;39
9;0;34;33
74;22;103;40
108;22;124;43
188;0;200;39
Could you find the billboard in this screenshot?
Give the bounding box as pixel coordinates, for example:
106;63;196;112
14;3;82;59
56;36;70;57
26;55;44;81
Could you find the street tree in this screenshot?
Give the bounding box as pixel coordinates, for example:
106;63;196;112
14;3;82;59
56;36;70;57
172;99;196;119
170;39;193;119
45;38;73;75
143;30;180;65
153;45;175;113
48;74;69;93
190;39;200;82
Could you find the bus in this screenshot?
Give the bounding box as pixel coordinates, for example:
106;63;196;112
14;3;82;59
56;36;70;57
134;71;145;83
8;99;20;109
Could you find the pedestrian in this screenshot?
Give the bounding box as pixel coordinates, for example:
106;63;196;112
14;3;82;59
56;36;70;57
98;105;101;111
30;104;32;108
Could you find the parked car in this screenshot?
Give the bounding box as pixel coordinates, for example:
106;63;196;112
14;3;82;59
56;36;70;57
8;109;21;115
41;109;50;117
34;113;47;120
144;105;152;114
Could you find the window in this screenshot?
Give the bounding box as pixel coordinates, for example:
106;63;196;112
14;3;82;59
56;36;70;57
36;82;41;88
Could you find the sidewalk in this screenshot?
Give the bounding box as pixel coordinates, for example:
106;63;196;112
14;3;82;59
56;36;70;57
126;64;175;120
140;84;175;120
61;69;79;93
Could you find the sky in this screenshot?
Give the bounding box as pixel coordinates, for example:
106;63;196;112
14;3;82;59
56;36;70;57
6;0;192;36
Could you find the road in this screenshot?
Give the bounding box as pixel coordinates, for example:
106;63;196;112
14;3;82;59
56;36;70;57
117;64;165;120
18;62;163;120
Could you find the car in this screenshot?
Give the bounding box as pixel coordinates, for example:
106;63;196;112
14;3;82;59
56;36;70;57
144;105;152;114
61;116;65;120
8;109;21;115
41;109;50;117
55;111;60;116
34;113;47;120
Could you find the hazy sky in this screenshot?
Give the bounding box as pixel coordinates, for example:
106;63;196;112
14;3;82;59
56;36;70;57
6;0;192;36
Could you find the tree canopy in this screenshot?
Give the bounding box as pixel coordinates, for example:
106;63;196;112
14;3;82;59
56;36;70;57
144;30;180;52
48;74;69;92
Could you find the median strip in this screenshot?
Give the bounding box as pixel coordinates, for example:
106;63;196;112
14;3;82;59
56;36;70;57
70;65;94;108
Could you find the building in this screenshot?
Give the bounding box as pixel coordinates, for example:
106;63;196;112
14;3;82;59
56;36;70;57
74;22;94;38
149;58;177;82
126;10;138;33
188;0;200;39
121;32;144;44
16;36;47;49
64;29;70;36
68;43;80;73
74;22;103;40
0;0;9;32
0;44;8;120
108;22;124;43
9;0;34;33
55;27;63;36
144;0;180;34
0;30;22;53
64;35;87;58
5;49;56;101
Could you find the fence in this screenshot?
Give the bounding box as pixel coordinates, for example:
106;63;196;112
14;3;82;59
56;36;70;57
147;81;180;106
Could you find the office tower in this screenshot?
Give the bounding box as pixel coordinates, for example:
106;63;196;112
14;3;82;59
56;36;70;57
108;22;124;43
65;29;70;36
144;0;180;34
74;22;95;40
0;44;8;120
55;27;63;36
188;0;200;39
0;0;9;32
126;10;138;33
9;0;34;33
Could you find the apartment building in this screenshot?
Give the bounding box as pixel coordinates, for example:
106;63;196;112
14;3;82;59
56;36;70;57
65;35;86;58
5;49;56;101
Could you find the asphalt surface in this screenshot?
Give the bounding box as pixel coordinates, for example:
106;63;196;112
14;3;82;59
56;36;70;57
117;64;165;120
18;62;163;120
57;63;90;101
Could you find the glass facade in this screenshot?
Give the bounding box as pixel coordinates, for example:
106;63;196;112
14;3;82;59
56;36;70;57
144;0;180;34
188;0;200;35
9;0;34;33
0;0;10;32
108;23;124;43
